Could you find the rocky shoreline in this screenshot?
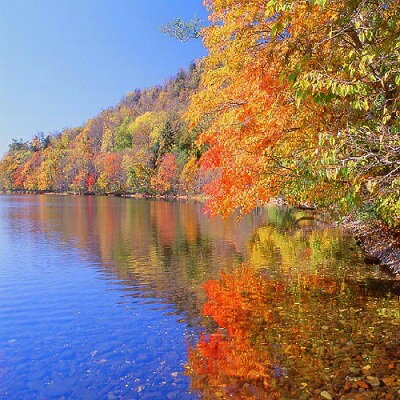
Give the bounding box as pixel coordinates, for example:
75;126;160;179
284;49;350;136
277;196;400;276
342;218;400;275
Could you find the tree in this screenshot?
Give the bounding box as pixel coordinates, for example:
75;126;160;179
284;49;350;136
151;153;178;194
160;16;202;42
180;156;200;195
95;153;124;194
158;121;175;156
9;138;28;152
185;0;400;225
113;116;133;151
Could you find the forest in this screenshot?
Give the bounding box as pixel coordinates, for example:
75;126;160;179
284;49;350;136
0;63;204;198
0;0;399;230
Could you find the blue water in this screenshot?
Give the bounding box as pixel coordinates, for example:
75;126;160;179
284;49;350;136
0;196;209;399
0;195;398;400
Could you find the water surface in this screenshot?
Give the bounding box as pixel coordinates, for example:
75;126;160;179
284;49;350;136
0;195;398;399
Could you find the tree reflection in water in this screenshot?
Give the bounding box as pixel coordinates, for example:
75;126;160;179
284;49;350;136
187;225;400;399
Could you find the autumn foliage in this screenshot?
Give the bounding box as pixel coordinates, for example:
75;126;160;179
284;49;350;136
151;153;178;194
0;66;204;197
186;0;400;226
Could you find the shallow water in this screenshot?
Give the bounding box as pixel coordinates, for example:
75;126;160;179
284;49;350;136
0;195;398;399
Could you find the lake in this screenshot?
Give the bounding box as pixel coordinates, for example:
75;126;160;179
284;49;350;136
0;195;398;399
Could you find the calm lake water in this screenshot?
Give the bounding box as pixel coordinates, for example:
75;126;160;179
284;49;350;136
0;195;398;400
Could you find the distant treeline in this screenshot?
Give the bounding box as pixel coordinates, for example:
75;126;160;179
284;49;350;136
0;64;208;197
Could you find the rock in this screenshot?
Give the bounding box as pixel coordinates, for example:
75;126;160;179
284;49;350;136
362;365;372;374
366;376;380;387
382;377;396;387
350;367;362;376
353;394;369;400
344;381;352;391
321;391;332;400
364;254;381;264
357;380;369;389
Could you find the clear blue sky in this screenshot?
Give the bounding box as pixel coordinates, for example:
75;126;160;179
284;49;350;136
0;0;207;154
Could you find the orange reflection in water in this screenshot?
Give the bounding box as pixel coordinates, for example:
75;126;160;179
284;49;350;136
187;262;400;400
188;266;282;400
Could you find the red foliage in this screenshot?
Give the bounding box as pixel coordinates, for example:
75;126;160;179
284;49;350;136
151;153;178;194
86;173;97;192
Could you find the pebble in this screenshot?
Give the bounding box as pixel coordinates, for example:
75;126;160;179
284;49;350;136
362;365;371;374
366;376;380;387
357;380;369;389
321;391;332;400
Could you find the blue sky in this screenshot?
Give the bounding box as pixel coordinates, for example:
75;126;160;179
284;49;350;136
0;0;207;154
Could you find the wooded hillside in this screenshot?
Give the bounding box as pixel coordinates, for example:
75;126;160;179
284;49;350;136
0;64;205;197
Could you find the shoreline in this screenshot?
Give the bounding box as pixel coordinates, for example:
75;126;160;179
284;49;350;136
0;189;209;202
342;218;400;275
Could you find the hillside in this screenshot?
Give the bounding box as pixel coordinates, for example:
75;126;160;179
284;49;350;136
0;63;205;196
